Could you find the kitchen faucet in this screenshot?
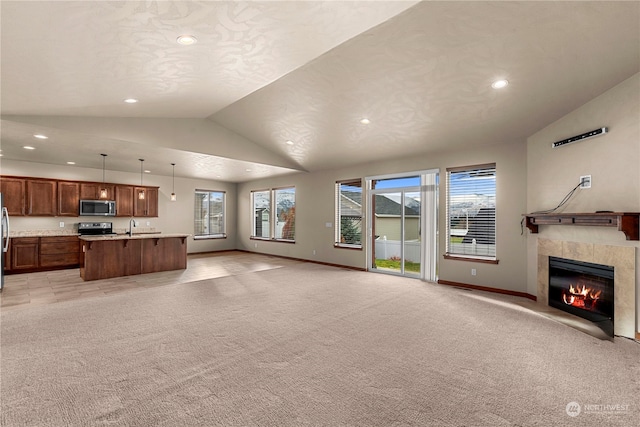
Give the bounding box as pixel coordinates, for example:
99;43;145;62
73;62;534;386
128;218;136;236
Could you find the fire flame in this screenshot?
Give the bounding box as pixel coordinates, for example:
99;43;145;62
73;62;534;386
562;283;601;309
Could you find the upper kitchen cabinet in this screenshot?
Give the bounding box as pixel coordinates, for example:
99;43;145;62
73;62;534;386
0;177;26;216
27;179;57;216
115;185;134;217
58;181;80;217
134;187;158;217
80;183;116;201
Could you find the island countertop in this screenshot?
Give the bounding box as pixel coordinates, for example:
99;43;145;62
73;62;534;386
79;233;190;241
79;234;189;281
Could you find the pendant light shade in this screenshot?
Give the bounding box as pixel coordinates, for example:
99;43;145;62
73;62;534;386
170;163;177;202
99;154;108;199
138;159;145;200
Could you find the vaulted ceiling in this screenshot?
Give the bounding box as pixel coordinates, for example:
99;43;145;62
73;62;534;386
1;1;638;182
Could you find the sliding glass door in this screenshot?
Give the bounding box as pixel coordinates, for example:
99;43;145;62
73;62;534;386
367;171;438;281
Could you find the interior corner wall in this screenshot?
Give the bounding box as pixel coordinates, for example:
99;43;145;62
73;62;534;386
0;159;238;253
236;139;528;294
525;73;640;332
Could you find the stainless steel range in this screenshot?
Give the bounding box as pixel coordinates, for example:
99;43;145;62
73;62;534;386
78;222;115;236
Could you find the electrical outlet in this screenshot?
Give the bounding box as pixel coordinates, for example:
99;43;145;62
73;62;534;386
254;243;258;248
580;175;591;189
313;250;316;255
59;221;64;228
471;268;477;276
146;221;150;226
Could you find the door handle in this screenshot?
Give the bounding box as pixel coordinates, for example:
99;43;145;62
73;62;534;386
2;207;9;253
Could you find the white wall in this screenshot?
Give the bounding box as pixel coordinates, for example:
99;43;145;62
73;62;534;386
526;73;640;333
237;140;528;293
0;159;237;254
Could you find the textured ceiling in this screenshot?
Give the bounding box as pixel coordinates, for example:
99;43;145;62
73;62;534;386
1;1;638;181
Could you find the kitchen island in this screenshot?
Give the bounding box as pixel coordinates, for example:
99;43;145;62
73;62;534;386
79;234;189;281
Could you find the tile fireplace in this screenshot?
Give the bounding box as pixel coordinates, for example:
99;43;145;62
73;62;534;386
537;238;636;339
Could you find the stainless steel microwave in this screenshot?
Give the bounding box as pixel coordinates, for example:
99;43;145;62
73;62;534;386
79;200;116;216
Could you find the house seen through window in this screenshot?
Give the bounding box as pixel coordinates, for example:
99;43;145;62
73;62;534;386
335;179;362;248
194;190;226;239
446;164;496;260
252;187;295;241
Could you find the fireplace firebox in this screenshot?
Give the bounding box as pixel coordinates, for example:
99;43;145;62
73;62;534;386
548;256;614;338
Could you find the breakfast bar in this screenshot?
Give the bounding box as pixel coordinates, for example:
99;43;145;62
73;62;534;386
79;234;189;281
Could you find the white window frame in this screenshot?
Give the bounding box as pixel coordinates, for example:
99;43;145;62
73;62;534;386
251;187;296;242
445;163;497;262
193;189;226;240
335;179;363;249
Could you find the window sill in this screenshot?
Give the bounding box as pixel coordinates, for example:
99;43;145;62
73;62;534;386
250;236;295;244
334;244;363;250
443;254;499;264
194;234;226;240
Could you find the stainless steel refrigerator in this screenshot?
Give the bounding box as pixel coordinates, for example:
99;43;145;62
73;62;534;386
1;193;10;291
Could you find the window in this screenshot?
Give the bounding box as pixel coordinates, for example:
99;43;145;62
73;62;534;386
446;164;496;261
252;190;271;239
251;187;295;242
274;187;295;240
335;179;362;248
194;190;226;239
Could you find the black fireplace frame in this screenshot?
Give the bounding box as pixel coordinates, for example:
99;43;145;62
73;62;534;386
548;256;614;338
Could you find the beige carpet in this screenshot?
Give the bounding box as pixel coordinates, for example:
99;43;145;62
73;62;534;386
1;259;639;426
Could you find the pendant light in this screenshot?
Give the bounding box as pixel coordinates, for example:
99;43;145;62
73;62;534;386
170;163;177;201
99;154;108;199
138;159;145;200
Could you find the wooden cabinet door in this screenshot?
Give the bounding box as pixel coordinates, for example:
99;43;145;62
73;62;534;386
80;183;100;200
133;187;158;217
80;183;115;200
40;236;80;267
27;180;57;216
58;182;80;216
133;187;145;217
115;185;134;217
0;177;26;216
11;237;39;270
146;188;158;217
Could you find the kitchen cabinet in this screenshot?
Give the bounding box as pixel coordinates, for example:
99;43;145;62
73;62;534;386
80;234;187;281
134;187;158;217
5;236;81;273
40;236;81;268
58;181;80;217
10;237;39;270
0;177;26;216
115;185;134;217
27;179;57;216
80;182;115;201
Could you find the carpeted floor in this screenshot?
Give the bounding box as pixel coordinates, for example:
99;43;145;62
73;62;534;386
1;258;639;426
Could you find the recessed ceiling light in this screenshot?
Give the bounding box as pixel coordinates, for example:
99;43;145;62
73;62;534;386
34;134;48;139
285;140;294;145
177;35;197;45
23;146;35;150
66;161;76;165
245;168;252;172
144;170;151;173
124;98;138;104
360;118;371;125
491;79;509;89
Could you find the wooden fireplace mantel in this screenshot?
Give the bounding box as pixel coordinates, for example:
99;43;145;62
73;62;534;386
524;212;640;241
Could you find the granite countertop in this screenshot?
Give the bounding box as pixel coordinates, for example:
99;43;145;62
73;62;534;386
10;230;80;237
79;233;190;241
